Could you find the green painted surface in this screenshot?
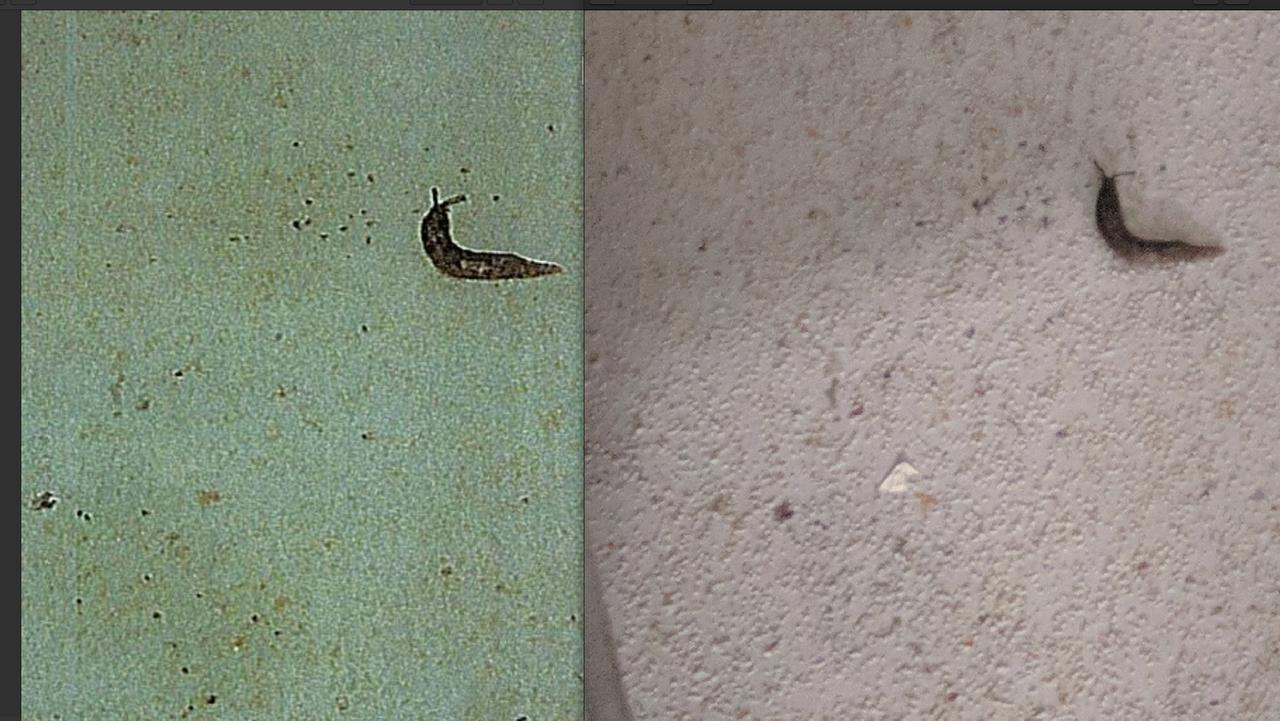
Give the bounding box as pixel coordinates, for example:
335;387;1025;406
21;11;582;721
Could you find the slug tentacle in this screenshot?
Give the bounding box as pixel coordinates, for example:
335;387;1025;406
420;188;563;281
1092;161;1222;262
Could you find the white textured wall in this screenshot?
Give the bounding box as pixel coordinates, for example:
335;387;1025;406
585;12;1280;721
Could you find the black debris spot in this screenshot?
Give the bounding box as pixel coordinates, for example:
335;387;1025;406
180;666;190;674
142;573;153;583
172;369;184;379
365;236;371;244
319;232;329;240
140;508;151;516
204;694;217;705
520;495;530;504
291;141;300;147
152;610;162;619
460;167;470;174
773;501;794;522
346;170;356;178
30;491;58;511
291;220;302;231
440;564;453;577
360;324;369;333
360;432;371;440
136;398;151;411
250;613;261;623
338;225;349;233
547;124;555;133
304;198;314;206
366;173;375;184
492;195;500;202
75;509;92;521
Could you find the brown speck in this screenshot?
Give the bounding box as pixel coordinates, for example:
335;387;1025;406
135;398;151;411
1135;560;1150;573
230;635;246;651
440;564;453;577
273;596;290;613
773;501;794;522
240;66;251;79
849;402;864;417
196;490;221;507
916;493;939;514
946;691;959;702
336;695;350;711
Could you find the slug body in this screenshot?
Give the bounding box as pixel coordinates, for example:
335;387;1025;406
421;188;563;280
1092;161;1222;262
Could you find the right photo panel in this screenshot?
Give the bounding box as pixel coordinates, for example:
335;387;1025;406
585;10;1280;721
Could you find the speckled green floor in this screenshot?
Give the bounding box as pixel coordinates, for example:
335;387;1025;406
21;11;582;721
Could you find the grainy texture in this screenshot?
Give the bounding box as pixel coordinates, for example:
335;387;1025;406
1093;161;1224;262
422;188;563;280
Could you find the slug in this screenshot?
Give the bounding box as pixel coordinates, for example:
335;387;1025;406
421;188;563;280
1093;161;1223;261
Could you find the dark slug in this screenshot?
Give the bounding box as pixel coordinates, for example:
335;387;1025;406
1093;161;1223;261
421;188;563;280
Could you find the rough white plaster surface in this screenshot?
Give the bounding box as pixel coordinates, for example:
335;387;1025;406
585;12;1280;721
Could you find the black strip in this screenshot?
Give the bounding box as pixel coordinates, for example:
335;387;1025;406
1;2;1277;10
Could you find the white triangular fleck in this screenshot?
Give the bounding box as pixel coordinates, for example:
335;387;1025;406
879;462;919;494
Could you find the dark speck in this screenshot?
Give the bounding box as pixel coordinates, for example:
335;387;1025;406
773;501;794;522
964;326;975;338
366;173;375;183
547;124;555;133
492;195;500;202
152;611;162;619
460;167;470;174
291;141;300;148
291;220;301;230
205;694;217;705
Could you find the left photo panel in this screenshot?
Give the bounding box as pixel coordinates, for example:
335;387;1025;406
21;11;583;721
